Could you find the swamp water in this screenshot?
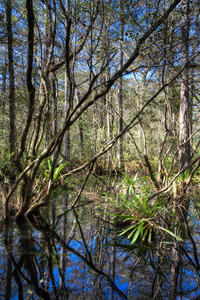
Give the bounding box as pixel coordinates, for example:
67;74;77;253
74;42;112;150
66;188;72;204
0;179;200;300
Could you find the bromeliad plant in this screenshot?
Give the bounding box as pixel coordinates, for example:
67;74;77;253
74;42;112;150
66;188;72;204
110;173;183;245
40;158;69;182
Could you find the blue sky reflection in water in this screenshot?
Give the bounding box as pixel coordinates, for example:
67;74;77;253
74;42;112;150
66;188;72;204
1;198;200;299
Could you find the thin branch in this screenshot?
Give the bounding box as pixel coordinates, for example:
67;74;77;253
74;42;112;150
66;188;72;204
69;51;200;131
179;128;200;149
71;159;96;207
149;156;200;200
28;215;128;299
62;54;199;179
72;207;93;263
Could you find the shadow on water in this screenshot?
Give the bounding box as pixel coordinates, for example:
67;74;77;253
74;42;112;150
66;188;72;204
1;189;200;299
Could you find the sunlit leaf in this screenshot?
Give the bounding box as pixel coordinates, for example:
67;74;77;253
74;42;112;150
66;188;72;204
142;228;149;242
119;224;138;236
131;225;141;244
54;161;69;180
157;226;183;242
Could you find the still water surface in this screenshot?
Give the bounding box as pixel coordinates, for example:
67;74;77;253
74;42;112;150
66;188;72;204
0;184;200;299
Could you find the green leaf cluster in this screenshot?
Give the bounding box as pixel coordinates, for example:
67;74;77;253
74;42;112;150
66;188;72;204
40;158;69;181
109;173;183;245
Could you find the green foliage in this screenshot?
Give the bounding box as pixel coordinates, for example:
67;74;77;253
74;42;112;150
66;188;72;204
40;158;69;181
179;167;190;182
53;162;69;181
0;151;14;169
121;171;138;196
0;151;16;180
109;173;183;245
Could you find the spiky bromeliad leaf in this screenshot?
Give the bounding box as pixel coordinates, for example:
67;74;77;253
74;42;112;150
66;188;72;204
143;197;150;214
131;223;143;244
157;226;183;242
142;227;149;242
127;226;139;239
118;223;138;237
40;165;49;179
109;213;140;222
54;162;69;180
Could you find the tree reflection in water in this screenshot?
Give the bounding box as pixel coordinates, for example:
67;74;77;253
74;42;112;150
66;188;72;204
1;201;200;299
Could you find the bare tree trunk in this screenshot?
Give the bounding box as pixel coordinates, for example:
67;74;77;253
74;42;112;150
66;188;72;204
51;73;57;137
6;0;16;154
179;0;190;170
75;89;84;155
1;51;7;112
117;0;124;171
50;70;57;228
170;2;190;297
64;0;71;160
14;0;35;219
106;91;112;173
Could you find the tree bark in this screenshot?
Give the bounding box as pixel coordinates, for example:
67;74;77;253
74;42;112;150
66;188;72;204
170;1;191;297
117;0;124;171
179;0;191;170
64;0;71;159
6;0;16;154
18;0;35;160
